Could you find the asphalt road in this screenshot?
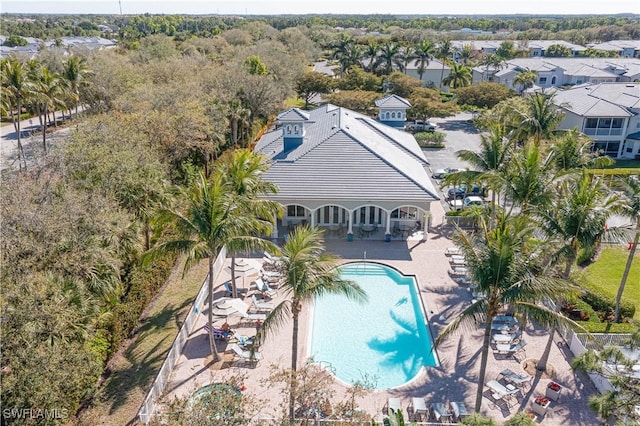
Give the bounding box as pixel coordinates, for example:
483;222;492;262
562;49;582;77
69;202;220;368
421;112;482;209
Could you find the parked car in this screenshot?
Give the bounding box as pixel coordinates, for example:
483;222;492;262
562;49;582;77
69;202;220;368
406;120;436;132
432;167;459;179
449;196;485;211
447;184;486;200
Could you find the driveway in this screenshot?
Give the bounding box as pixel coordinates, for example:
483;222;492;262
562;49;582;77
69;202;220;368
420;112;482;210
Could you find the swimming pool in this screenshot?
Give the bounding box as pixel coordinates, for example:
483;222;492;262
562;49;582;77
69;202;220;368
309;262;437;390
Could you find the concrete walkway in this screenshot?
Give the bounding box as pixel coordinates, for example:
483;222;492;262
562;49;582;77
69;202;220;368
162;201;600;425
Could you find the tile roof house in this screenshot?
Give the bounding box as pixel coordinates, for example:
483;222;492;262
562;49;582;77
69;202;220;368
587;40;640;58
254;103;440;241
472;58;640;90
552;82;640;159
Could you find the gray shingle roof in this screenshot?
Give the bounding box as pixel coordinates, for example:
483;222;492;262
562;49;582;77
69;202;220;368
375;94;412;108
553;83;639;117
277;108;311;122
255;104;439;202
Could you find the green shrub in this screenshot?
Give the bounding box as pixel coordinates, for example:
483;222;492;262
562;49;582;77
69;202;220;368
582;289;636;322
576;321;637;333
415;131;445;148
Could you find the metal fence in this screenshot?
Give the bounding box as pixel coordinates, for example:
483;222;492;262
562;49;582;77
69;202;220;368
137;246;227;425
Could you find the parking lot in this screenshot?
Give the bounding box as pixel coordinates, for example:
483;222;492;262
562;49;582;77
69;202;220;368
421;112;482;209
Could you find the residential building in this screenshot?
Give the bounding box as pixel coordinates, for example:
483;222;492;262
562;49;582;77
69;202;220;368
472;58;640;90
254;103;439;241
375;94;411;129
451;39;586;58
553;82;640;159
587;40;640;58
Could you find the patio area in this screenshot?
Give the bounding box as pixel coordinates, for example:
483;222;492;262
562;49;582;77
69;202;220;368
159;202;601;425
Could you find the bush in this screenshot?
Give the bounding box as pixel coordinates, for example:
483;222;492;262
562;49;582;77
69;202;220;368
582;289;636;322
415;131;445;148
575;321;637;333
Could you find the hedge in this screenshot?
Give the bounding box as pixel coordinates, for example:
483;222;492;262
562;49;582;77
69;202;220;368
575;321;637;334
582;289;636;322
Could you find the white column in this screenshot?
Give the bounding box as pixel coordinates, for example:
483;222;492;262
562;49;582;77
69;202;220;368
309;208;315;228
347;209;353;234
385;210;391;235
272;212;279;240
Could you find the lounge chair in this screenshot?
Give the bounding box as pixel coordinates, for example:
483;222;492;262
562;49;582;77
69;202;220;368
430;402;452;422
230;343;262;366
450;401;469;421
445;247;461;256
498;368;532;387
260;268;281;279
486;380;520;397
491;329;522;344
410;397;428;420
224;281;246;297
251;294;276;312
386;397;402;414
254;278;278;298
494;339;527;355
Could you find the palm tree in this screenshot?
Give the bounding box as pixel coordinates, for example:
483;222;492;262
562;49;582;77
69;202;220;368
549;129;613;171
364;40;380;73
480;53;506;82
436;213;577;412
442;62;472;89
35;66;65;153
2;57;33;170
398;45;416;75
216;148;283;297
223;98;251;148
436;39;452;90
62;56;92;116
455;123;511;225
330;34;356;77
612;176;640;322
513;68;537;95
457;43;476;66
147;172;277;361
514;93;564;145
254;225;367;423
375;41;402;75
413;39;435;82
534;171;623;371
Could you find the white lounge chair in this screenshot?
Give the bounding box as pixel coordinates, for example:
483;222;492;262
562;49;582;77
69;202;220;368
450;401;469;421
254;278;278;298
386;397;402;414
251;294;276;312
494;339;527;355
445;247;461;256
491;329;522;344
260;268;281;279
499;369;532;387
230;343;262;365
486;380;519;397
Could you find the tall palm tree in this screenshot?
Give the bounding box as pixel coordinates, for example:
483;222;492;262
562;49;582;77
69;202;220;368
398;45;416;75
364;40;380;73
413;39;435;82
513;69;537;95
436;213;577;413
35;66;65;153
480;53;506;82
330;34;356;77
612;176;640;322
375;41;402;75
442;62;472;89
254;225;367;423
223;98;251;148
456;123;511;225
147;172;277;361
534;171;623;371
549;129;613;171
62;56;92;116
457;43;476;66
514;93;564;145
2;57;33;170
436;39;452;90
216;148;283;297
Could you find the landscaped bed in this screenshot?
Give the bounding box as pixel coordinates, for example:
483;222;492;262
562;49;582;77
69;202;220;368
569;246;639;333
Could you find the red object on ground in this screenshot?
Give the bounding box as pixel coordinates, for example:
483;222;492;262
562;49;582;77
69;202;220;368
629;242;634;250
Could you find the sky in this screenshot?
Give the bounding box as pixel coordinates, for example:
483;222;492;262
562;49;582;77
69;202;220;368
1;0;639;16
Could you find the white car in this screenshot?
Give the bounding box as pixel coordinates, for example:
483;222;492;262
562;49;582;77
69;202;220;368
432;167;459;179
449;196;484;211
406;120;436;132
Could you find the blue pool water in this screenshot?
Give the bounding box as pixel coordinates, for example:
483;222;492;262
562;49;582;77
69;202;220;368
309;262;437;390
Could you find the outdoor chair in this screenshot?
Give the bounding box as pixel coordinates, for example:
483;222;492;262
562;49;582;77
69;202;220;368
409;397;428;421
230;343;262;366
498;368;532;387
254;278;278;298
494;339;527;355
386;397;402;415
251;294;276;312
449;402;469;422
224;281;246;297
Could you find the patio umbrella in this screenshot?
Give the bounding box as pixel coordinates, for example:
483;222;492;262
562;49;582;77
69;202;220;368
227;259;258;289
211;297;249;318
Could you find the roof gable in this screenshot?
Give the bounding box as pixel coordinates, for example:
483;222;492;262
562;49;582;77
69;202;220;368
375;94;412;108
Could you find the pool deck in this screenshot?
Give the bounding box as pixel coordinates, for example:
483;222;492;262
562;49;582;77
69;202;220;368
162;202;600;425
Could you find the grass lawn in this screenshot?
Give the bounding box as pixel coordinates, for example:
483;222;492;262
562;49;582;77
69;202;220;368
78;257;210;426
578;246;640;319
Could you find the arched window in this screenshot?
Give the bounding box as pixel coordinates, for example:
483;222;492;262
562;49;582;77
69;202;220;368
551;76;557;85
391;111;396;119
391;206;418;220
385;112;390;119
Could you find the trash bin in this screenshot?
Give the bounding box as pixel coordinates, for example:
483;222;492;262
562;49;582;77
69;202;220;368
385;233;391;242
347;233;354;242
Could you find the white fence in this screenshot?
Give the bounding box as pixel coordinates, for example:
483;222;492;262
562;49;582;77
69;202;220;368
565;330;633;393
138;246;227;425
